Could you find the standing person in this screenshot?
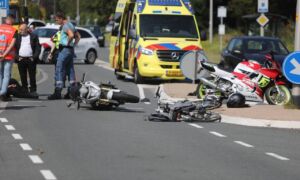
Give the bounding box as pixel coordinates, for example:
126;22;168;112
0;14;17;101
15;23;41;98
48;12;80;100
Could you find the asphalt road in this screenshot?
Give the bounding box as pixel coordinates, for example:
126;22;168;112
0;47;300;180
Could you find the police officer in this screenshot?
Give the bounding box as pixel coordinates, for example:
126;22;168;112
0;14;17;101
48;12;80;100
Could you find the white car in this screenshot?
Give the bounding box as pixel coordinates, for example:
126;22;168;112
33;25;100;64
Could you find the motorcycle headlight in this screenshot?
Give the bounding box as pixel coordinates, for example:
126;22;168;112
141;47;154;56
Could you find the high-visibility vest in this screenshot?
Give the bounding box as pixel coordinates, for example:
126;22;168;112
52;31;61;50
0;24;16;60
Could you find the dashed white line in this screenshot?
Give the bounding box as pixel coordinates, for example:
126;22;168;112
209;131;227;137
265;152;290;161
40;170;57;180
234;141;254;148
12;133;23;140
0;118;8;123
188;123;203;129
5;125;15;131
20;143;33;151
29;155;44;164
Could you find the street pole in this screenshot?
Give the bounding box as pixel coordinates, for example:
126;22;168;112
24;0;27;7
54;0;56;15
260;25;264;36
76;0;80;25
209;0;213;44
293;0;300;107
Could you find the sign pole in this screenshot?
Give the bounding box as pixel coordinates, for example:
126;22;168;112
193;50;199;84
293;0;300;107
260;22;264;37
209;0;213;44
220;17;223;52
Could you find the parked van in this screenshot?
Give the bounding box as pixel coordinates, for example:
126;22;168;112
110;0;206;83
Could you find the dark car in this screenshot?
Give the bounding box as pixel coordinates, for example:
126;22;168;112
83;25;105;47
220;36;289;70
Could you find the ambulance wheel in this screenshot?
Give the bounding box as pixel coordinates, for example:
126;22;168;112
114;70;124;80
134;65;144;84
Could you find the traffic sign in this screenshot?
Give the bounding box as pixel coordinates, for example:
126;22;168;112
180;51;208;80
283;52;300;84
0;0;7;9
217;6;227;18
256;14;269;27
258;0;269;13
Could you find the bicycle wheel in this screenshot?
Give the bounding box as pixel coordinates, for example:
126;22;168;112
191;112;221;123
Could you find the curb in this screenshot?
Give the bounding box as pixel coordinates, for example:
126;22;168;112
160;84;300;129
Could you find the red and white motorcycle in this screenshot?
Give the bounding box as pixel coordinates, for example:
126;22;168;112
196;53;291;105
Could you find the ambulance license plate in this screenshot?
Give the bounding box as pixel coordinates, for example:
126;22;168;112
166;70;183;77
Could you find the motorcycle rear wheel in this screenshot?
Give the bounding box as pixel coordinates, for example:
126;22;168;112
265;85;291;105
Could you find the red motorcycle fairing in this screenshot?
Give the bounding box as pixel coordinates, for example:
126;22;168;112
259;68;279;80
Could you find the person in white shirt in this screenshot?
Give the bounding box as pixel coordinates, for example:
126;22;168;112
15;23;41;98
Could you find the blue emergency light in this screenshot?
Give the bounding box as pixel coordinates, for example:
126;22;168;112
182;0;194;13
148;0;182;6
137;0;146;13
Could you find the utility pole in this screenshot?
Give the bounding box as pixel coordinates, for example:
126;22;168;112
54;0;56;15
293;0;300;107
76;0;80;25
209;0;213;44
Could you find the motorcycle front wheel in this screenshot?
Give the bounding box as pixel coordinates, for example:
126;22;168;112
265;85;292;105
191;111;222;123
196;82;222;100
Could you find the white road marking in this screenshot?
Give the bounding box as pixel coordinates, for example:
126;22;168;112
12;133;23;140
20;143;33;151
29;155;44;164
265;152;290;161
17;100;43;103
5;125;15;131
37;68;49;85
0;118;8;123
188;123;203;129
40;170;57;180
234;141;254;148
209;131;227;137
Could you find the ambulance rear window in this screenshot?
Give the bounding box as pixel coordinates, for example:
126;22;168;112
140;15;198;38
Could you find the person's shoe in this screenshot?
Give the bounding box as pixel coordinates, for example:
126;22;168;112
48;88;62;100
0;95;12;102
63;92;70;99
29;92;39;99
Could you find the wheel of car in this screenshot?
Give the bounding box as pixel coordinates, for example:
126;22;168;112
85;50;97;64
134;64;144;84
41;49;51;64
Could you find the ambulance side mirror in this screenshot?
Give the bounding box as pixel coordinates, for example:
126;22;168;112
200;31;207;41
129;29;137;40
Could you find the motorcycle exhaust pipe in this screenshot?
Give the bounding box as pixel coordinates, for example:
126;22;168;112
199;77;228;93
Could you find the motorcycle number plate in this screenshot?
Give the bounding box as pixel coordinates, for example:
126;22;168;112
166;70;183;77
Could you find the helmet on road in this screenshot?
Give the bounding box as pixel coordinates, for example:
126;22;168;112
227;93;246;108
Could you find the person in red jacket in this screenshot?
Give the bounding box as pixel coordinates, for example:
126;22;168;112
0;14;17;101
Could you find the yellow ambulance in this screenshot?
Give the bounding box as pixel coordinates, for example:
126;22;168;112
110;0;206;83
